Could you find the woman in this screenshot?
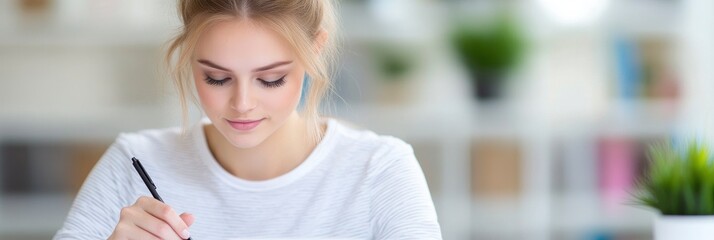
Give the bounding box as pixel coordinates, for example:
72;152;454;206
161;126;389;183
54;0;441;239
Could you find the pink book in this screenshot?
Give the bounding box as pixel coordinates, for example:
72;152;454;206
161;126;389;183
598;137;637;213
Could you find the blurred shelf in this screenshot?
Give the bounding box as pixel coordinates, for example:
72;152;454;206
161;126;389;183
550;192;655;234
0;1;443;47
0;0;681;47
337;2;446;44
329;103;473;140
470;194;655;236
0;104;179;142
607;0;682;37
0;194;74;236
471;197;524;236
0;0;178;47
552;99;679;137
330;99;678;141
0;28;175;47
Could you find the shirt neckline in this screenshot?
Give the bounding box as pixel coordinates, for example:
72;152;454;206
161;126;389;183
192;117;339;192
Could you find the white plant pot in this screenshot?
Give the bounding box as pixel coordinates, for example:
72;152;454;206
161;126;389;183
655;215;714;240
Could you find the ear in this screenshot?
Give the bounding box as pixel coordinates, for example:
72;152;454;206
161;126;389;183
313;28;329;53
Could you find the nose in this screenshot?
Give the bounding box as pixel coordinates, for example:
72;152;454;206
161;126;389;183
230;81;257;114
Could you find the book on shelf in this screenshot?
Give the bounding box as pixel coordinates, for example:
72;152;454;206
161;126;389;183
0;141;110;195
1;142;72;194
597;137;639;213
471;138;522;197
638;37;680;101
68;142;110;195
597;136;667;212
612;34;680;102
553;136;598;193
0;143;33;193
613;35;643;101
27;143;72;193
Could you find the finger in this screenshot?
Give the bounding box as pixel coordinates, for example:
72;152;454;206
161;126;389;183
127;223;162;240
133;208;184;240
113;221;160;240
137;196;191;239
179;212;195;227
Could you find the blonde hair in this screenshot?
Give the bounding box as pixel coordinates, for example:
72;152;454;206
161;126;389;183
164;0;339;144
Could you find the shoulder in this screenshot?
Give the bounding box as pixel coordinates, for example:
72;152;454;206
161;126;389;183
330;118;413;154
112;125;190;158
327;119;415;170
95;125;199;180
94;125;196;174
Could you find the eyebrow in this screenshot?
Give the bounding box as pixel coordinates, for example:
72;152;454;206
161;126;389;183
197;59;293;72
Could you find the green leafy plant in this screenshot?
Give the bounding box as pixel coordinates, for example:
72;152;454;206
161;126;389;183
451;14;525;80
450;13;525;100
370;44;415;83
634;141;714;215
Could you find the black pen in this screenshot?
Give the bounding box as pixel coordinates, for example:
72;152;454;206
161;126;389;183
132;157;193;240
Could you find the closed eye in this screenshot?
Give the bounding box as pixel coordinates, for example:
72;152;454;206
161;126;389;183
203;74;287;88
258;74;287;88
204;76;230;86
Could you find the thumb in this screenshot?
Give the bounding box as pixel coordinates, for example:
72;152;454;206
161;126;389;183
179;212;195;227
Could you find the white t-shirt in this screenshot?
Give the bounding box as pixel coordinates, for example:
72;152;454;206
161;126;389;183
53;118;442;239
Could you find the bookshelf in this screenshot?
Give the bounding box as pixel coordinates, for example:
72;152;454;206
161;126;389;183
333;1;687;240
0;0;708;240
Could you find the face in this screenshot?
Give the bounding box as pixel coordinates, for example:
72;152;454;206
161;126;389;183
192;20;305;149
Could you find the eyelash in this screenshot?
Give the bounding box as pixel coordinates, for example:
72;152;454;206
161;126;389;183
204;75;287;88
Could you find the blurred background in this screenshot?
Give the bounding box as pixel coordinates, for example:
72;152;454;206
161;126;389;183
0;0;713;239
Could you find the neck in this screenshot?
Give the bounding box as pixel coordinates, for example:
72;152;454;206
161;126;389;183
204;113;323;181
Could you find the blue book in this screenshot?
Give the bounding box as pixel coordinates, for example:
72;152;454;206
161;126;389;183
613;35;642;100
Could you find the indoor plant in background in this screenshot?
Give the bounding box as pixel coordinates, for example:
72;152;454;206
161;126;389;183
451;13;525;101
634;141;714;240
369;43;417;105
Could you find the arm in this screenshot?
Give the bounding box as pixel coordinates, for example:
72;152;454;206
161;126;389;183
53;134;192;240
53;134;135;239
369;140;443;239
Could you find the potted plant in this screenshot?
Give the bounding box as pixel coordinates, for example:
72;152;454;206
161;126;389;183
451;14;525;101
634;141;714;240
369;43;417;105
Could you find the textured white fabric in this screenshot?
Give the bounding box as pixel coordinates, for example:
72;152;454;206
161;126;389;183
53;118;442;239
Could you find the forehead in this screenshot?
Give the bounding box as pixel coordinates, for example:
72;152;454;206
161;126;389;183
194;19;294;68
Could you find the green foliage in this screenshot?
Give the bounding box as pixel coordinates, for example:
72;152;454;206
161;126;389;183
377;50;411;80
635;141;714;215
370;45;415;82
451;14;525;80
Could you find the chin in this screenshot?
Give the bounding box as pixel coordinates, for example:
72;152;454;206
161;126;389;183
227;137;263;149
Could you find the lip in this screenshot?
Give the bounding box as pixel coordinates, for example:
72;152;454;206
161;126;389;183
226;118;264;131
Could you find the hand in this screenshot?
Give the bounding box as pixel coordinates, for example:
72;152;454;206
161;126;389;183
109;196;194;240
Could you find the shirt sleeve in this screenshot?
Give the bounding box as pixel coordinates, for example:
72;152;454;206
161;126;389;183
369;138;443;239
53;134;136;240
